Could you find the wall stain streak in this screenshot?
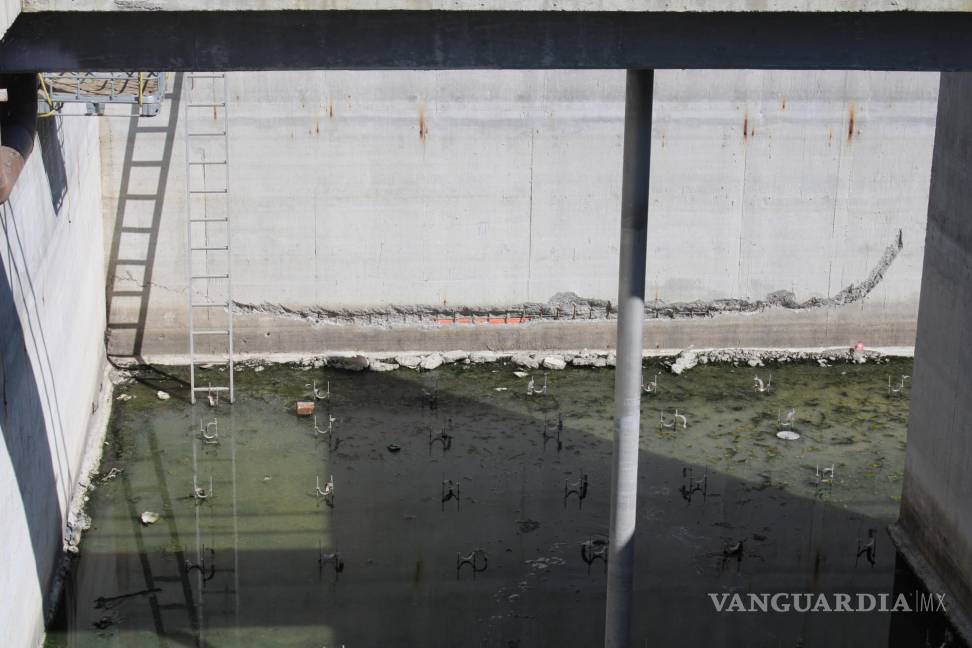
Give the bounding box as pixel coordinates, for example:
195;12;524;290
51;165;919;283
848;102;856;141
418;105;428;143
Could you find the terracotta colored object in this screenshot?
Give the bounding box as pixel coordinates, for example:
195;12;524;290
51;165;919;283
296;401;315;417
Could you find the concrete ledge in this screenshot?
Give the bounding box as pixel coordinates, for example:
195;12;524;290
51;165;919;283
889;521;972;645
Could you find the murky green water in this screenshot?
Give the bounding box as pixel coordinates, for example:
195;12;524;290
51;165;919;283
45;358;964;647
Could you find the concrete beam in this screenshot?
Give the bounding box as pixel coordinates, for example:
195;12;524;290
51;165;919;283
20;0;972;12
5;11;972;71
894;71;972;644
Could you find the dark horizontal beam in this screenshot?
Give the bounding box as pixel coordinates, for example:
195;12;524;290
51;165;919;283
3;10;972;71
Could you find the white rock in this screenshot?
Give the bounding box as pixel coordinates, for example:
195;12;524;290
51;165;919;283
156;390;170;401
140;511;160;525
542;355;567;370
420;353;444;371
512;352;540;369
254;365;265;372
593;357;607;368
572;356;595;367
395;354;422;369
441;350;468;364
747;358;761;368
469;351;498;364
369;359;398;372
670;351;698;375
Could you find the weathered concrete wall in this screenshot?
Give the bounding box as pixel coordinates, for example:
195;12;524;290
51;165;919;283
0;109;106;648
0;0;18;39
102;70;937;357
21;0;972;12
894;71;972;643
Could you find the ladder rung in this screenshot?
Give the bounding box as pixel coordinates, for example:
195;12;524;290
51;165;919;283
130;160;163;167
190;245;229;251
193;386;231;391
191;274;229;279
192;329;229;335
191;302;229;308
111;290;144;297
120;194;159;200
188;160;227;166
189;190;228;195
189;74;225;79
189;218;229;223
121;226;153;233
187;131;226;137
115;259;147;265
134;126;168;133
188;103;226;108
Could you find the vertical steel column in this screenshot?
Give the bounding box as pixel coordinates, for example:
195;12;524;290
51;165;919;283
604;69;653;648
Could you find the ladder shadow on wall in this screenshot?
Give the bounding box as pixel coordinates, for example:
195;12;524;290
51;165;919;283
104;72;188;394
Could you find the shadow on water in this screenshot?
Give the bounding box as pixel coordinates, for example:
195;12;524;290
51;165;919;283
45;361;964;648
1;200;71;622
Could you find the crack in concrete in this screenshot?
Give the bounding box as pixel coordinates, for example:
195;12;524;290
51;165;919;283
233;229;903;327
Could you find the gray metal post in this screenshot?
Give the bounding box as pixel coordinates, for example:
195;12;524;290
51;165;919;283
605;68;653;648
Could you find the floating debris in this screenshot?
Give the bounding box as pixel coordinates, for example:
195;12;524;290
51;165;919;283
156;390;170;401
296;401;315;416
115;393;133;402
139;511;160;526
513;371;529;378
387;443;401;453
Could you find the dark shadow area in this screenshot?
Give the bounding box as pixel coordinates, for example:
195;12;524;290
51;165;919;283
44;363;965;647
104;72;182;361
37;116;68;215
0;203;65;621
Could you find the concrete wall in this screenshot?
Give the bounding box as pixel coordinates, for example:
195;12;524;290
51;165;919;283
895;71;972;642
102;70;937;357
0;109;106;648
0;0;19;39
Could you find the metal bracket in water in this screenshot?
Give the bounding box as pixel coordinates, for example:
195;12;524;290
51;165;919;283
319;541;345;578
642;371;659;394
313;415;339;451
581;537;608;574
887;374;909;397
564;472;589;509
441;478;461;511
753;373;773;393
659;409;687;430
680;466;709;504
542;414;563;451
185;546;216;582
316;475;335;507
856;528;877;567
527;373;549;396
199;418;219;445
429;421;453;454
456;548;488;579
192;475;214;502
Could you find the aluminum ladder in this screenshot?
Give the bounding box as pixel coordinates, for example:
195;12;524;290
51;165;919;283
185;73;234;404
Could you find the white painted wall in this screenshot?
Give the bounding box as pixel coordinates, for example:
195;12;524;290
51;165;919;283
0;109;105;648
102;70;938;354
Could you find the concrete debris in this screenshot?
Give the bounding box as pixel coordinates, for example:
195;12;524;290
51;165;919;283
395;354;422;370
513;371;529;378
156;390;170;401
140;511;160;526
572;354;595;367
419;353;444;371
670;351;699;375
470;351;499;364
328;355;369;372
368;359;398;372
254;365;265;372
442;350;468;364
542;355;567;370
512;352;540;369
